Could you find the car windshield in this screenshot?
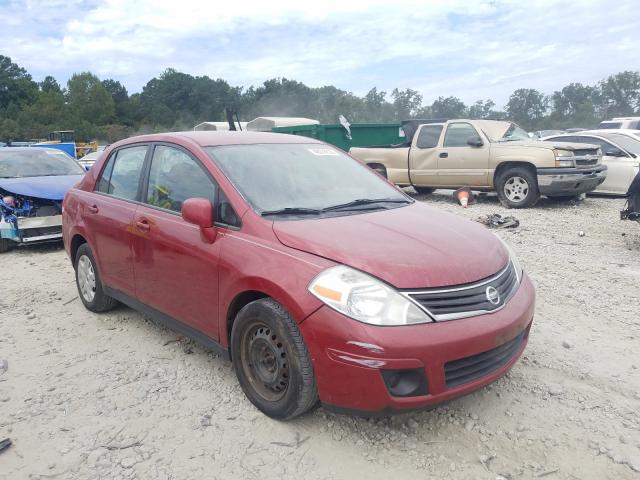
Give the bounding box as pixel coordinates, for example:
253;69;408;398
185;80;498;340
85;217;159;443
0;149;85;178
603;133;640;155
498;123;531;142
207;143;410;215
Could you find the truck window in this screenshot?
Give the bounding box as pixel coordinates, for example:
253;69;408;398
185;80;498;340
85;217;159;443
416;125;443;149
443;123;479;147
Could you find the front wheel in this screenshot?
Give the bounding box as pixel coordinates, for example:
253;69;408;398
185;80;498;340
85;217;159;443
496;167;540;208
0;238;10;253
75;243;118;312
231;298;318;420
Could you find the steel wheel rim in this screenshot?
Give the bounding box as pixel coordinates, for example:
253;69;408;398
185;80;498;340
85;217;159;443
504;176;529;203
77;255;96;302
240;322;289;402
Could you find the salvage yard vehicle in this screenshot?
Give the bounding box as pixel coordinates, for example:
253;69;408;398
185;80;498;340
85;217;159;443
621;170;640;224
350;119;607;208
62;131;535;419
598;117;640;130
0;147;86;253
543;129;640;195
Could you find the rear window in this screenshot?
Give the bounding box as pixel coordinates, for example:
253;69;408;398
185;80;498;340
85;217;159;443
598;122;622;129
416;125;443;148
96;146;147;201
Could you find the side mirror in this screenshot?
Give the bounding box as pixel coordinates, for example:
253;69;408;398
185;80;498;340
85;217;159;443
605;149;625;157
181;197;217;243
466;136;484;147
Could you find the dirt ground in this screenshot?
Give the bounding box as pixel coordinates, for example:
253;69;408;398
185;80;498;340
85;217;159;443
1;192;639;480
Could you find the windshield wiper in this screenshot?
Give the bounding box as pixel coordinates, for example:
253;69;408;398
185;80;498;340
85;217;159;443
321;197;410;212
261;207;322;217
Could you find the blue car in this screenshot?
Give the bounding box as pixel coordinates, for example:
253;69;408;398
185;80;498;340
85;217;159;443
0;147;85;252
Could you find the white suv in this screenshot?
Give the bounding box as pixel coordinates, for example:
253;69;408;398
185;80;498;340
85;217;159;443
598;117;640;130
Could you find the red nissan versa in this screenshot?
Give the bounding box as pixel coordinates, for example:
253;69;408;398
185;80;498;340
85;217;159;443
62;131;535;419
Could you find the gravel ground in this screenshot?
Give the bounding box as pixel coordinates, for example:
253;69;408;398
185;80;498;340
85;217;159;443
1;192;639;480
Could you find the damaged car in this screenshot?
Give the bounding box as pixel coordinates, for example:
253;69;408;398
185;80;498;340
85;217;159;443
0;147;85;253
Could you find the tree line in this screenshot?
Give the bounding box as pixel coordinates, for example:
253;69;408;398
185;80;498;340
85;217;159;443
1;54;639;143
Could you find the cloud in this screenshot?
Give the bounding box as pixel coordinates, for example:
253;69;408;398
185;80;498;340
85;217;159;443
0;0;638;107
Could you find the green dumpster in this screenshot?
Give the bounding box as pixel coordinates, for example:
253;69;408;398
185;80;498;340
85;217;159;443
271;123;405;151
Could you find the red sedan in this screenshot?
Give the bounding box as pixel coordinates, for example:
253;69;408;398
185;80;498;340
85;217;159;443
62;131;535;419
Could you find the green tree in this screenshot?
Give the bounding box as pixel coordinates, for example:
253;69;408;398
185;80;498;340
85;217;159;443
66;72;115;128
431;96;468;118
598;71;640;118
40;76;61;94
468;99;496;119
550;83;598;128
391;88;423;120
0;55;38;111
506;89;548;129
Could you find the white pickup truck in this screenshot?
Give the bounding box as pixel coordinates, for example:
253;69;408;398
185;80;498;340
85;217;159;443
350;119;607;208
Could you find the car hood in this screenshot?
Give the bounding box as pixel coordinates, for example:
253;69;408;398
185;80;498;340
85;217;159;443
0;175;83;201
272;203;509;289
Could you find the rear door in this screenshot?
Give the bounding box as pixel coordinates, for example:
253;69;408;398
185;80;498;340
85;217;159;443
83;144;148;294
436;122;489;187
408;124;443;186
131;143;224;339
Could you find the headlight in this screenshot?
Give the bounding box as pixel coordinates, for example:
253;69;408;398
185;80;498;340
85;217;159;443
308;265;432;326
496;235;523;283
553;149;575;168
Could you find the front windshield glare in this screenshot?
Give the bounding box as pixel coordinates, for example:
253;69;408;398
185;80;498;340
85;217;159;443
0;149;85;178
207;144;407;213
500;123;531;142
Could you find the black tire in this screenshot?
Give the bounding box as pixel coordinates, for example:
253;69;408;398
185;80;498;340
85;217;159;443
74;243;118;312
231;298;318;420
413;186;435;195
548;195;580;202
496;167;540;208
0;238;9;253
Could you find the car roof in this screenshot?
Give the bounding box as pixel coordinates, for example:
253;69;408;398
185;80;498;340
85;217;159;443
120;131;324;148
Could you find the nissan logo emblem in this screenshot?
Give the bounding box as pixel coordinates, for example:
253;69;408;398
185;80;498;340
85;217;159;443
486;286;500;305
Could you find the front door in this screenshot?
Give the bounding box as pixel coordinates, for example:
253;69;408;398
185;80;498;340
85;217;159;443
436;122;489;187
408;124;443;186
579;136;637;194
84;144;148;294
132;144;222;339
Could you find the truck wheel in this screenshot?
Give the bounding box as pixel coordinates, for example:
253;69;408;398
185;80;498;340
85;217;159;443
74;243;118;312
231;298;318;420
496;167;539;208
0;238;9;253
413;186;435;195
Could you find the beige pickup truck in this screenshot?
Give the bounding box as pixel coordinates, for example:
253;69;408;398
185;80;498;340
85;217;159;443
350;119;607;208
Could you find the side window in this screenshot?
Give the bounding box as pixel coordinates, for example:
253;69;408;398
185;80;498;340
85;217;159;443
580;137;616;154
96;145;147;201
443;123;480;147
548;136;576;143
416;125;443;149
146;145;217;213
217;189;241;228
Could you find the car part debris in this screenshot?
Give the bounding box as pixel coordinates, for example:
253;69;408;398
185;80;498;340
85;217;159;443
476;213;520;229
453;187;473;207
0;438;12;454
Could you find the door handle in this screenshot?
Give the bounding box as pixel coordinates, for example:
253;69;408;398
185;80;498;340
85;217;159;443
88;205;99;214
135;219;151;232
439;152;448;158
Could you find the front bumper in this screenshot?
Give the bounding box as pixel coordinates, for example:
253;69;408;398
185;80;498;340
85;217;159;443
537;165;607;196
299;274;535;414
0;215;63;244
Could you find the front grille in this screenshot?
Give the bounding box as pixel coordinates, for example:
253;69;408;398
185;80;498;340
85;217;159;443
22;226;62;237
444;331;526;388
573;148;600;167
573;148;598;157
405;262;518;321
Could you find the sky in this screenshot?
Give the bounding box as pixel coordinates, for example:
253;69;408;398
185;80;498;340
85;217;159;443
0;0;638;108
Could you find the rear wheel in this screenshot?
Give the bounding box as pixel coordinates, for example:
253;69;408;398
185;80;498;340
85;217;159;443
496;167;539;208
413;186;435;195
75;243;117;312
231;298;318;420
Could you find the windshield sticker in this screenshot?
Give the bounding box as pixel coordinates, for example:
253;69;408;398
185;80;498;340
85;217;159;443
307;148;339;156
